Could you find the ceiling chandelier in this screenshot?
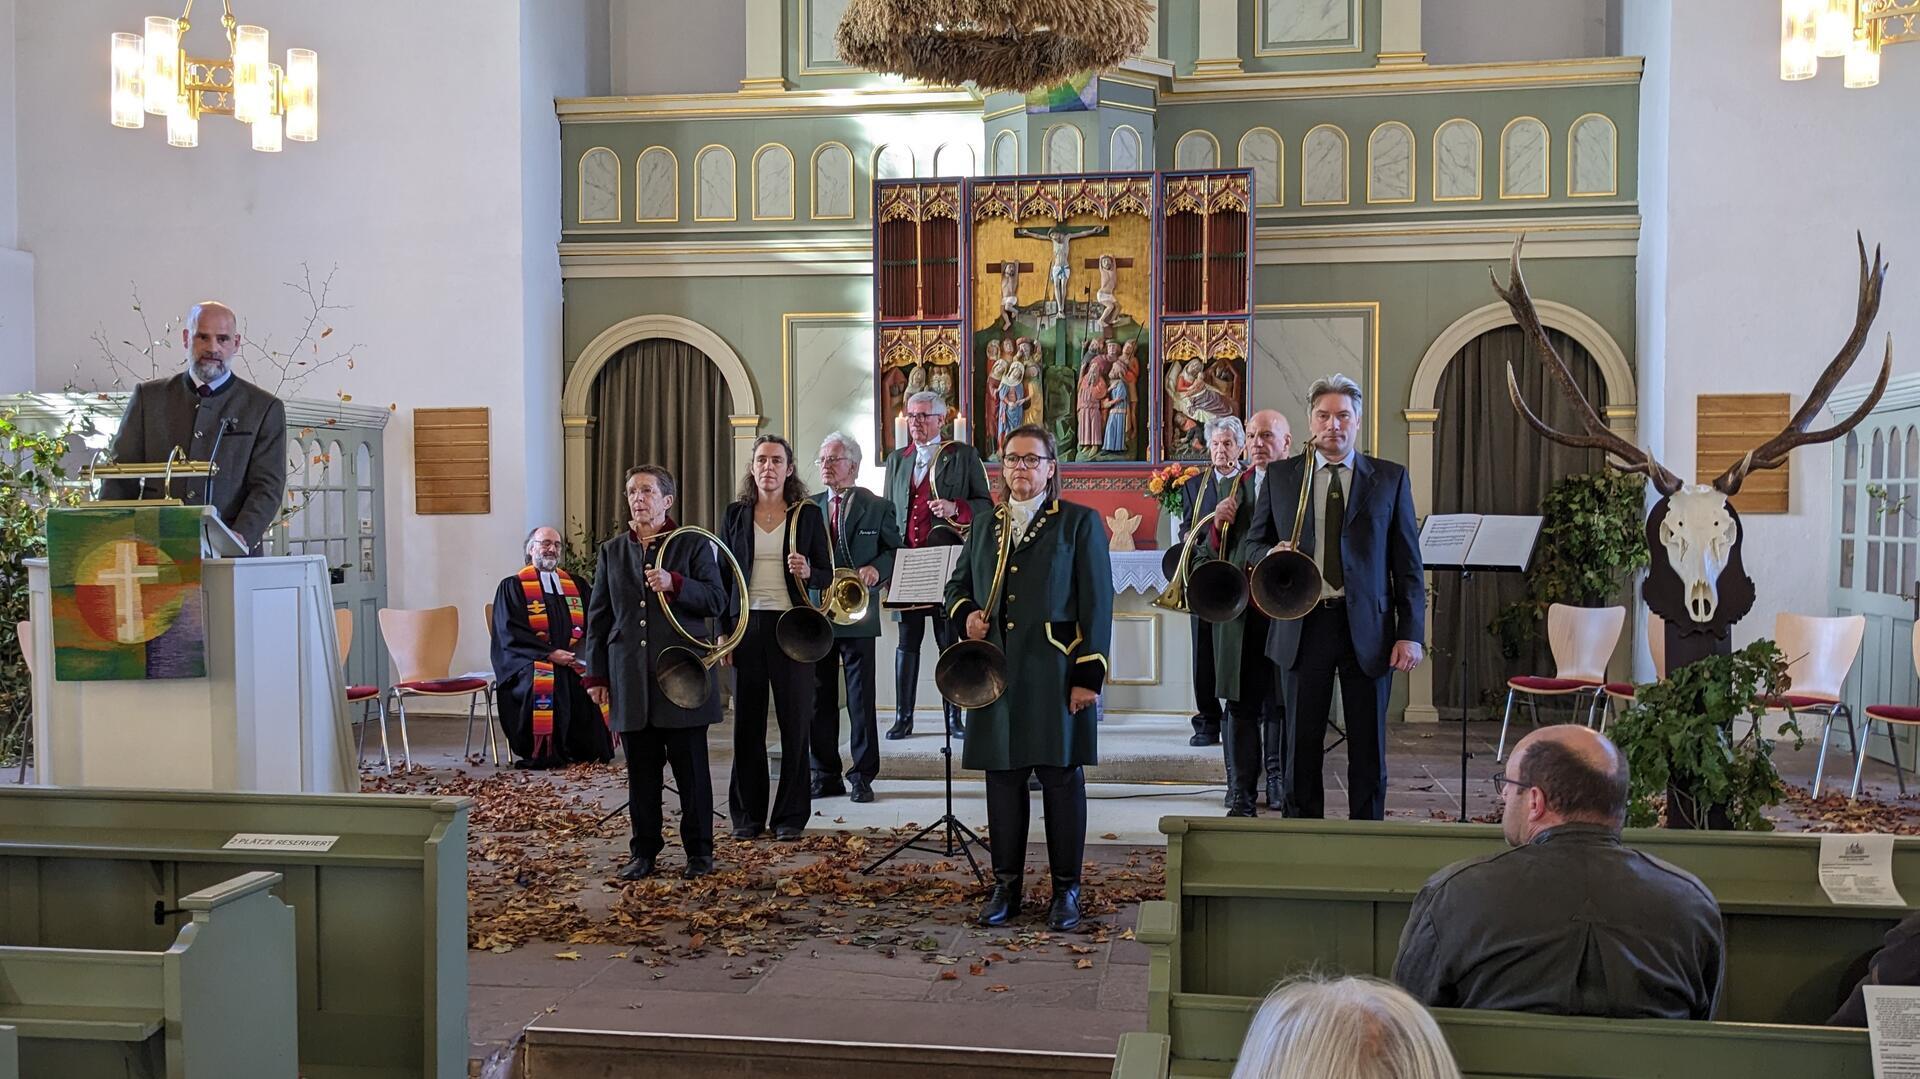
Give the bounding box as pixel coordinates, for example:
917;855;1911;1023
109;0;317;151
1781;0;1917;88
834;0;1151;94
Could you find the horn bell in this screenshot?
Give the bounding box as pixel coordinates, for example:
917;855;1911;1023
1249;549;1322;621
824;568;872;626
657;645;717;709
776;606;836;663
934;639;1008;710
1187;559;1251;623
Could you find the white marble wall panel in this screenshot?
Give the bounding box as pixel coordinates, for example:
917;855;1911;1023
1045;125;1082;174
754;146;795;219
1433;120;1481;200
934;143;975;177
1302;126;1348;204
1569;115;1617;195
637;147;677;221
807;0;850;68
1110;125;1143;171
790;318;881;491
1367;124;1413;202
1265;0;1353;45
812;143;853;218
695;147;737;220
579;148;619;223
1501;118;1548;198
992;131;1019;175
1175;131;1218;170
1252;311;1371;437
1239;129;1282;206
874;143;914;180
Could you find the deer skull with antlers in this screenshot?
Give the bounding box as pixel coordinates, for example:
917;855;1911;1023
1495;234;1892;633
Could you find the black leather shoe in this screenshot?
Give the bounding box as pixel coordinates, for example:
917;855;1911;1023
1226;796;1257;818
615;856;655;881
1047;881;1082;931
1266;775;1284;811
947;712;967;739
811;775;846;798
849;777;875;803
682;856;714;879
885;717;913;740
1189;731;1219;747
978;880;1022;926
774;826;804;841
731;825;763;840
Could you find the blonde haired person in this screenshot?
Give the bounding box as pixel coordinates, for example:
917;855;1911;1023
1231;976;1461;1079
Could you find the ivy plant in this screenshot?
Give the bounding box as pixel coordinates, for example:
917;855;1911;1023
0;410;90;763
1491;469;1650;659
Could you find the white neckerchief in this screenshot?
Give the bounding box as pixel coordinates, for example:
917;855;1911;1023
913;437;941;485
1008;492;1046;543
538;569;562;594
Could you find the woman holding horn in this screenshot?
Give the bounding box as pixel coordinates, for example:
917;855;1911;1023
944;424;1113;930
585;465;736;882
721;435;834;841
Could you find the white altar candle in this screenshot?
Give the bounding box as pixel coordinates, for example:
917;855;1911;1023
955;414;969;443
894;413;908;448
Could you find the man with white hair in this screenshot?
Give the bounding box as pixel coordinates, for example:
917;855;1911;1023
1174;415;1248;749
808;433;901;802
882;391;991;740
490;526;613;768
103;300;289;552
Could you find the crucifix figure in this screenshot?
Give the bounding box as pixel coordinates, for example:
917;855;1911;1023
96;539;159;643
1013;222;1110;317
1082;253;1134;327
985;259;1035;330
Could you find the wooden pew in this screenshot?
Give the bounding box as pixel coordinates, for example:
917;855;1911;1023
0;870;296;1079
1123;818;1898;1078
0;787;470;1079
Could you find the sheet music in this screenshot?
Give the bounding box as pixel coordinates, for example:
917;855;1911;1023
886;546;964;606
1419;515;1480;567
1464;516;1543;570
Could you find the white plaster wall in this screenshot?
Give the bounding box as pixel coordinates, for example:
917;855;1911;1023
0;0;32;395
1423;0;1613;65
14;1;592;677
609;0;744;94
1620;0;1669;678
1650;0;1920;645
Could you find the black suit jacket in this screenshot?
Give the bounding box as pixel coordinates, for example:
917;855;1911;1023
103;372;288;551
720;499;835;615
1245;451;1425;678
810;486;901;638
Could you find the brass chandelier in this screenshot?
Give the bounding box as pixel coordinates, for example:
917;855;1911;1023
1780;0;1918;88
109;0;317;151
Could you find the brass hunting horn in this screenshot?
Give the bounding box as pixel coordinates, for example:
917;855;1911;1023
933;503;1014;709
1154;471;1251;623
925;440;974;545
1248;449;1325;621
650;526;751;709
774;500;838;664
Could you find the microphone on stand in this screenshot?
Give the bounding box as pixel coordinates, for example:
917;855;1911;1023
203;416;237;507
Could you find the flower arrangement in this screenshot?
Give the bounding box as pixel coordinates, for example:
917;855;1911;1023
1146;463;1202;515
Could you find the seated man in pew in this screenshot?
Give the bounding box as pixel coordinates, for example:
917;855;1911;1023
1830;909;1920;1026
1393;726;1724;1021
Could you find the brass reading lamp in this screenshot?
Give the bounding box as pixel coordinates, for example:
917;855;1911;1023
1154;470;1252;624
1248;448;1326;621
932;502;1014;709
82;446;218;506
651;525;751;710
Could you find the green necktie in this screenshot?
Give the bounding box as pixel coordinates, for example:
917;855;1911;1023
1324;464;1345;591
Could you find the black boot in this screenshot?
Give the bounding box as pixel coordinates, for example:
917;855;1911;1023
887;650;917;739
946;700;966;739
978;875;1022;926
1264;712;1285;810
1221;718;1238;809
1048;877;1083;931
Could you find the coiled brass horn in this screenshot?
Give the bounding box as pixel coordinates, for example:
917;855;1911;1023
650;525;751;710
1249;449;1325;621
822;568;871;626
925;440;975;546
933;503;1014;709
775;500;837;663
1153;472;1251;623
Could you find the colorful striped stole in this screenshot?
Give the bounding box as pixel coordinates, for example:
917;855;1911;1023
519;565;587;757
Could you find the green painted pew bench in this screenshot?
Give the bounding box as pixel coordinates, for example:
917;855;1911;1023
1117;817;1905;1079
0;787;471;1079
0;870;296;1079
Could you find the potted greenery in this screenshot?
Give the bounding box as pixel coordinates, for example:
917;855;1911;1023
1608;639;1797;830
0;410;89;765
1491;469;1650;659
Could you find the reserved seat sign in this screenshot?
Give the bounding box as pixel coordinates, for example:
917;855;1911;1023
223;833;341;852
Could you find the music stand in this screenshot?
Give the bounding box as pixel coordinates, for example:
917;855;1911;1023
862;706;988;884
1418;514;1541;823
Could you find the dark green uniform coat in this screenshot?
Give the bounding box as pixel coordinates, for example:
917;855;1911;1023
945;497;1113;771
1208;470;1264;701
807;486;901;638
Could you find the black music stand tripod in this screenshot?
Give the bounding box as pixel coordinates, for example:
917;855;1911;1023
863;699;989;884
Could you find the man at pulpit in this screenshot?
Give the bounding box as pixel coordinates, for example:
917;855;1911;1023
102;301;288;553
490;526;615;768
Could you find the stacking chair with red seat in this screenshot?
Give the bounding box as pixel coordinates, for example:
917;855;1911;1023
1601;611;1667;729
333;608;387;773
1854;623;1920;800
377;606;495;771
1768;612;1865;798
1496;603;1625;762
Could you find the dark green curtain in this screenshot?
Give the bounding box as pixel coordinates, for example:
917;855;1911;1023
1432;326;1608;718
588;339;731;541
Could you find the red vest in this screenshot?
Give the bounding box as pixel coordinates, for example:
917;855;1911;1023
905;466;939;547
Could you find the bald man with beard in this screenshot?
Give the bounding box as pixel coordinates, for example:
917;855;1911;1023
103;301;288;553
1393;726;1724;1021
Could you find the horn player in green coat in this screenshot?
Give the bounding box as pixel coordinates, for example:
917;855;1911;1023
944;424;1113;931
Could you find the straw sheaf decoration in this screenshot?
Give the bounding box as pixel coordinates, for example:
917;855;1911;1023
835;0;1154;93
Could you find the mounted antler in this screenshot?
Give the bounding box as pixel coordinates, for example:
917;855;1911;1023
1493;237;1683;496
1712;233;1894;495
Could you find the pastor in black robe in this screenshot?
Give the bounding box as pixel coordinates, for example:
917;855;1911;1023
490;569;615;767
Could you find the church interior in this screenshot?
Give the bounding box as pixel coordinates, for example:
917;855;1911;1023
2;1;1920;1076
